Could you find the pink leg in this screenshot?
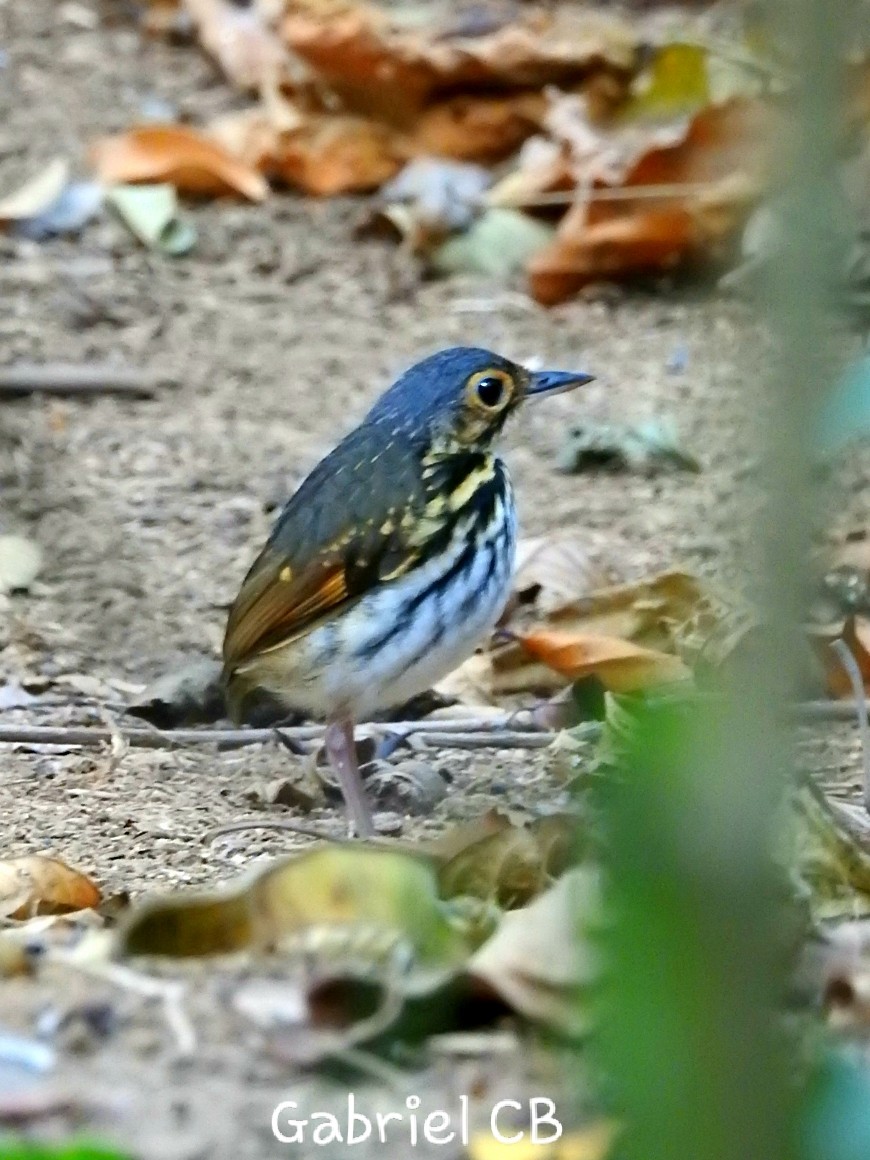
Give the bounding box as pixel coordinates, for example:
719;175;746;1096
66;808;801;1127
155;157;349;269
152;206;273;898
324;716;375;838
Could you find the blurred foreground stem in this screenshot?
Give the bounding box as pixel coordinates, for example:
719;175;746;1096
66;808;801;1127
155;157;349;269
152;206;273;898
593;2;846;1158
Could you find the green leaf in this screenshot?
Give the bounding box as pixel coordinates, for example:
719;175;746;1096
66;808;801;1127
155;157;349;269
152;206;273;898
623;43;711;120
0;1141;131;1160
106;184;196;255
432;208;553;277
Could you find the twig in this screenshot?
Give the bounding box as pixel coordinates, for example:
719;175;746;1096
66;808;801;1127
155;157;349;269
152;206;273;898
0;363;165;398
0;716;542;751
410;730;554;750
204;818;344;844
830;639;870;813
489;181;736;211
791;700;870;722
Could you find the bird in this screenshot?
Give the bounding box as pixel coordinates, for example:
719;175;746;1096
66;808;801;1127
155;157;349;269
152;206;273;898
222;347;594;837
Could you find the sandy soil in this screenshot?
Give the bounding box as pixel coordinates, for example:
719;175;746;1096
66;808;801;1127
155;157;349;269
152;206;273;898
0;3;867;1158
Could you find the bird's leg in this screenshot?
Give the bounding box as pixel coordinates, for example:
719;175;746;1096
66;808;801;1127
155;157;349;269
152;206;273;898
324;716;375;838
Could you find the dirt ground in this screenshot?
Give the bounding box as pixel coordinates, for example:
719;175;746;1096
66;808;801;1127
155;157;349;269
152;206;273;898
0;3;867;1158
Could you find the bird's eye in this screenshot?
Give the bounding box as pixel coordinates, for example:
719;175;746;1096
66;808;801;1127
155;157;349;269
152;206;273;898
467;368;514;411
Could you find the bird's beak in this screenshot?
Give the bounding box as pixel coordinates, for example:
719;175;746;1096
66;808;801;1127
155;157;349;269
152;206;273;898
526;368;595;397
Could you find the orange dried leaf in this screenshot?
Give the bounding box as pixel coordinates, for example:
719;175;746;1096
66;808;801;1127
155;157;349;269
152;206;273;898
273;116;402;194
513;629;691;692
410;92;545;164
210;108;402;195
530;204;698;306
527;99;769;302
814;617;870;698
280;2;636;121
0;855;101;920
90;125;269;202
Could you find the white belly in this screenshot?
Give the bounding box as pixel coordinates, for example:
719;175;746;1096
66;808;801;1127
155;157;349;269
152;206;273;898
254;487;516;720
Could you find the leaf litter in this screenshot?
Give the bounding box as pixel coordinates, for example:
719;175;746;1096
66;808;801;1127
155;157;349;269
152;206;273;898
102;0;862;298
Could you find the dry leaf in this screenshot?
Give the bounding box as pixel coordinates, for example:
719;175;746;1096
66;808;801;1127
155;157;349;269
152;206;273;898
270;114;402;194
488;135;576;209
788;783;870;922
513;533;604;614
528;100;769;302
430;811;578;908
0;856;101;920
468;867;600;1036
409;91;546;163
0;159;70;224
527;570;711;649
280;3;636;120
433;651;499;709
0;535;43;593
210;107;401;194
488;571;713;695
184;0;292;92
121;846;487;993
90;125;269;201
812;616;870;698
513;629;691;692
469;1121;617;1160
126;658;225;727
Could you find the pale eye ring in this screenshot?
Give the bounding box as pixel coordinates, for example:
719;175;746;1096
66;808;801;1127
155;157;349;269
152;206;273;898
468;368;513;411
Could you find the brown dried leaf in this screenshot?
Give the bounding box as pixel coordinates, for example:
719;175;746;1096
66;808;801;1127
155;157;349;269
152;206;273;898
90;125;269;202
409;91;546;164
210;107;402;194
522;570;710;650
513;629;691;692
280;2;636;120
528;100;769;303
491;570;712;695
0;856;101;920
812;616;870;698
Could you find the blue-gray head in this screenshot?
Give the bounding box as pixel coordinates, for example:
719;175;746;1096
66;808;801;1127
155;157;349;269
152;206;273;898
366;346;594;449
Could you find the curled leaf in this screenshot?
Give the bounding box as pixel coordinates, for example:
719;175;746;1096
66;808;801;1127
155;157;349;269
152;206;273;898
0;159;70;224
106;184;196;254
0;856;101;919
513;533;605;614
90;124;269;201
468;867;601;1036
121;846;489;994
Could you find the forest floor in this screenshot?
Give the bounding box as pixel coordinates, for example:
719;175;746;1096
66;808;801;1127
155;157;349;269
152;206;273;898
0;3;867;1158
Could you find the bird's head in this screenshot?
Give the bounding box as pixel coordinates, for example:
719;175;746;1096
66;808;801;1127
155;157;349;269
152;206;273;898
365;346;594;452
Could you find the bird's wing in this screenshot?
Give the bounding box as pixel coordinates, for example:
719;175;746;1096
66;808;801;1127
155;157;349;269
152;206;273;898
222;426;425;671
